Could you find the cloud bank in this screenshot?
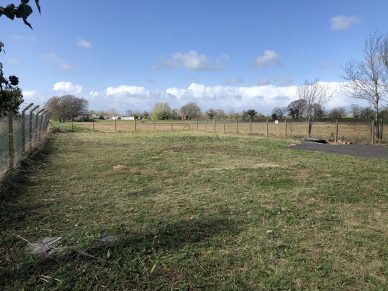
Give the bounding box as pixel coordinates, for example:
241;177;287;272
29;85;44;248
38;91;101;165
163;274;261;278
160;50;226;71
330;16;360;30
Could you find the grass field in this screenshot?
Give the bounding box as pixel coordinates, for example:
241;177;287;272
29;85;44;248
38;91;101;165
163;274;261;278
1;130;387;289
70;119;387;144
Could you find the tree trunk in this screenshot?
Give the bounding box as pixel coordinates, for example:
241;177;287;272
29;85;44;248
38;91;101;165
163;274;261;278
308;117;312;138
375;106;380;141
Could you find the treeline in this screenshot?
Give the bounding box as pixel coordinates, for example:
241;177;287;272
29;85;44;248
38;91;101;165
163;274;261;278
271;102;388;121
45;95;388;123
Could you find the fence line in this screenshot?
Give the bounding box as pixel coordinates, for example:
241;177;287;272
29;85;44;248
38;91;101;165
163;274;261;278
67;118;386;144
0;103;50;182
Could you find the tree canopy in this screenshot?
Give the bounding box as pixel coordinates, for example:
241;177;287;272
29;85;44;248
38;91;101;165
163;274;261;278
0;0;41;116
46;95;88;122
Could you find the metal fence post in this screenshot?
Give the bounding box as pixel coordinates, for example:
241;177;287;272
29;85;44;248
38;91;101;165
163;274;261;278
8;113;15;170
223;120;226;134
285;119;288;138
21;103;33;155
29;105;39;150
266;119;269;137
381;118;384;141
196;119;199;130
371;119;375;144
214;119;216;133
250;118;252;134
36;109;45;139
236;119;239;134
92;118;95;132
39;110;47;140
335;120;339;142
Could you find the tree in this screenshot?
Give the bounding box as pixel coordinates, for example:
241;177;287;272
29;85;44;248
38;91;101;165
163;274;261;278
328;107;347;119
312;103;325;120
0;1;41;115
349;104;362;119
180;102;201;120
206;108;216;119
297;79;332;137
170;108;180;120
287;99;306;120
215;109;226;119
359;107;375;120
342;32;388;140
246;109;257;120
46;95;88;122
271;107;284;120
151;102;171;120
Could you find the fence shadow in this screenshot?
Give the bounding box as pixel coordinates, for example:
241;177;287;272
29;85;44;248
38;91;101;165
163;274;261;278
0;138;54;218
5;217;241;286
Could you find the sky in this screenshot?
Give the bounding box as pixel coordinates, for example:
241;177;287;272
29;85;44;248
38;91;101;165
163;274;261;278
1;0;388;114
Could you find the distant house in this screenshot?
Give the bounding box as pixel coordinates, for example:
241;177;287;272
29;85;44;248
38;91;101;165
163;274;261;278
111;116;135;120
121;116;135;120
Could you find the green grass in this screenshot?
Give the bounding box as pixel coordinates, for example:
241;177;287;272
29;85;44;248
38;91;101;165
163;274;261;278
1;131;387;289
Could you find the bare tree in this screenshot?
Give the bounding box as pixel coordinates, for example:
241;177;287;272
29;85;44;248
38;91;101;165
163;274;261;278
328;107;347;119
180;102;201;120
297;79;332;137
342;32;388;139
46;95;88;122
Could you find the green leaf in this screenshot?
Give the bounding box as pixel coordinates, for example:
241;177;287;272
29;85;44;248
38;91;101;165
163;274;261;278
22;17;32;29
35;0;41;14
4;4;16;20
16;3;33;19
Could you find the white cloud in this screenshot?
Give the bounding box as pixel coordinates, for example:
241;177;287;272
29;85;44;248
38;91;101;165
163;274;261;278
106;85;149;97
319;62;338;70
330;16;360;30
223;78;244;85
161;83;297;111
75;82;365;114
160;50;225;71
256;50;280;68
7;58;20;65
52;81;83;95
23;90;37;98
42;53;71;69
10;35;37;42
77;37;93;49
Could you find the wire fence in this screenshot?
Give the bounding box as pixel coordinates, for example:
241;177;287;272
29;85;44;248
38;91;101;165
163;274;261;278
0;103;50;182
62;118;386;144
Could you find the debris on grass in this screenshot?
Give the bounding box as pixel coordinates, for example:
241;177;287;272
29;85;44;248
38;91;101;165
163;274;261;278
113;165;128;171
24;236;62;256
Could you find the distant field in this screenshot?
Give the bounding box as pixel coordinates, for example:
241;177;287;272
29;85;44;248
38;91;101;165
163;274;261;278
70;119;386;144
1;131;387;289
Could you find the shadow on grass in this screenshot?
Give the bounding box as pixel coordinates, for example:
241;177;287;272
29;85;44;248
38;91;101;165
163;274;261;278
4;217;241;288
0;139;55;227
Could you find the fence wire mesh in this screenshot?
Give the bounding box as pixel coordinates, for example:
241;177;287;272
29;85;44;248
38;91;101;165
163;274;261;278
0;104;50;182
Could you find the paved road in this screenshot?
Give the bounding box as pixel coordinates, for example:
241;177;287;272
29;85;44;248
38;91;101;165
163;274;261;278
290;143;388;160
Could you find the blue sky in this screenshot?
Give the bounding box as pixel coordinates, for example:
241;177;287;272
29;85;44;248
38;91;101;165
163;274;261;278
1;0;388;113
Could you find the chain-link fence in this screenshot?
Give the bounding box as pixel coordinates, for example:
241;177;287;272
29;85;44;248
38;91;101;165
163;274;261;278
0;103;50;181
